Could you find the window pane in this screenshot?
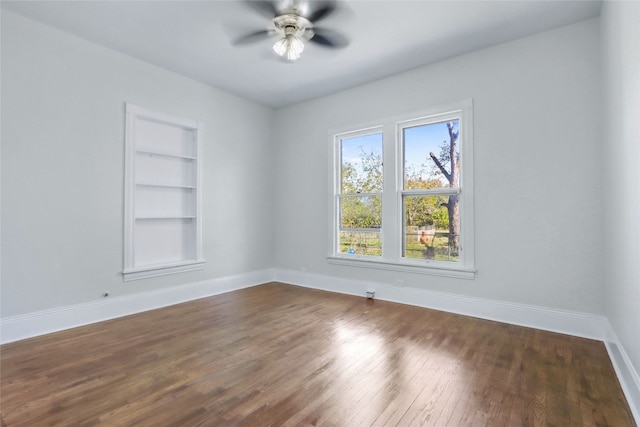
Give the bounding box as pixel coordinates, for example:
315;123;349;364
339;231;381;256
404;120;460;190
340;195;381;229
403;195;459;262
341;133;383;194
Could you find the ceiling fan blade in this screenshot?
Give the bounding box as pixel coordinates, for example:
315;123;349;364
306;1;337;22
233;29;273;46
310;28;349;48
244;0;279;18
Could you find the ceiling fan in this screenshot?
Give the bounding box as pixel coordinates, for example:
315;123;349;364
233;0;350;61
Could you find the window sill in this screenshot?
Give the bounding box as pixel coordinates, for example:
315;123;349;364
123;260;205;282
327;256;475;279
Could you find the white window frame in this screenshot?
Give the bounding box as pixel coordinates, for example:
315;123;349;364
328;99;475;279
123;103;204;281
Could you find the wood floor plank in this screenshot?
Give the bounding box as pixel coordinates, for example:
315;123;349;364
1;282;635;426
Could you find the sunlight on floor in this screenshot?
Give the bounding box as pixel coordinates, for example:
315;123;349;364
329;319;474;425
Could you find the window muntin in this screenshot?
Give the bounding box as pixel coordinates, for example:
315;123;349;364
335;131;383;257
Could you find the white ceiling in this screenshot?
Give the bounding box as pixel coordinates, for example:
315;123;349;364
2;0;601;108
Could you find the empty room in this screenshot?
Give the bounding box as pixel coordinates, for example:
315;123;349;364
1;0;639;425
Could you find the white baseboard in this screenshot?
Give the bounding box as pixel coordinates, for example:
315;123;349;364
604;322;640;423
1;268;607;344
0;268;275;344
274;269;607;339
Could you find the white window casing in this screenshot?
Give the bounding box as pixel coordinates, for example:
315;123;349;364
329;99;475;279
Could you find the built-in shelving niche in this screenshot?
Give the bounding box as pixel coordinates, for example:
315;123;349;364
123;104;204;281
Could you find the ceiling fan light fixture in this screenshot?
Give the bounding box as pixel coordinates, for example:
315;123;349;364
233;6;348;62
273;26;305;60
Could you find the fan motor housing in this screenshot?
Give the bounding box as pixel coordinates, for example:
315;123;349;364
273;14;314;41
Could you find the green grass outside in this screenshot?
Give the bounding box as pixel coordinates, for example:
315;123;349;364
339;230;459;262
404;232;459;262
339;232;382;256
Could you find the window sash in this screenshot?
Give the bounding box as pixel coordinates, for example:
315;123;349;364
334;127;384;257
398;113;463;193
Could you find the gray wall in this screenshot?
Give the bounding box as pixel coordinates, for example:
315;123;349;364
2;4;636;383
1;11;275;316
602;0;640;387
272;18;603;314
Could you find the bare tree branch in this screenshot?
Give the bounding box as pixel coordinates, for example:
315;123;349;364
429;152;451;183
447;122;458;141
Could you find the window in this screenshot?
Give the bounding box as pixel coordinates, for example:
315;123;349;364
123;104;204;281
330;100;474;278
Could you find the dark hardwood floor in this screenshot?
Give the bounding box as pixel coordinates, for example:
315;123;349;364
1;282;635;426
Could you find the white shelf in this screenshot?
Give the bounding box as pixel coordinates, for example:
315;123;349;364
136;182;196;189
123;260;205;282
136;148;196;160
135;216;196;220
